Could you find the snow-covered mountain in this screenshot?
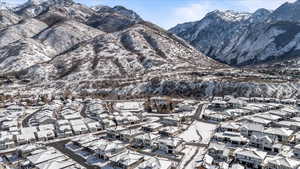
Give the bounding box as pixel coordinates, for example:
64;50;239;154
170;0;300;67
0;0;227;92
0;0;299;99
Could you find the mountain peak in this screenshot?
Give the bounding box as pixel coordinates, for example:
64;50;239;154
270;0;300;22
14;0;75;17
248;8;272;23
92;5;141;21
253;8;271;15
112;5;142;21
27;0;74;6
205;10;251;22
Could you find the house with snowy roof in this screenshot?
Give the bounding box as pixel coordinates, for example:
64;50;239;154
36;130;55;141
6;105;25;112
1;120;18;130
110;150;144;169
70;119;88;135
240;116;272;126
36;158;81;169
27;148;64;166
240;123;264;137
70;135;98;147
281;107;299;114
275;121;300;130
119;129;143;142
269;110;293;119
203;113;231;122
31;109;56;126
227;98;246;108
208;142;227;161
213;131;249;146
39;124;55;131
264;127;294;143
127;115;142;125
225;109;250;117
230;163;245;169
106;126;125;139
86;121;102;132
141;122;163;132
219;122;241;132
161;116;181;126
158;126;182;137
267;157;300;169
94;141;126;161
63;114;82;121
37;124;56;141
157;137;184;154
235;148;267;169
57;124;73;138
254;113;282;122
294;144;300;159
17;143;46;158
294;131;300;144
136;157;173;169
56;119;69;126
280;99;297;105
0;131;15;150
291;117;300;122
76;139;126;162
209;100;228;109
249;134;282;153
132;133;159;148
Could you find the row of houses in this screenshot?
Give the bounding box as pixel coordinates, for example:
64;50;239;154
86;101;144;127
1;144;85;169
208;144;300;169
66;135;175;169
0;118;103;150
203;103;283;123
245;97;298;105
206;101;300;169
106;125;185;155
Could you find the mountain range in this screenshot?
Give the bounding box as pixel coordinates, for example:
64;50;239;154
170;0;300;67
0;0;299;99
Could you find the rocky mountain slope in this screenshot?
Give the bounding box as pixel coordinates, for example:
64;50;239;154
170;0;300;67
0;0;299;99
0;0;226;92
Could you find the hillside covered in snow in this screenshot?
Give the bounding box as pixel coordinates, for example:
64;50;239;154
0;0;299;99
170;0;300;67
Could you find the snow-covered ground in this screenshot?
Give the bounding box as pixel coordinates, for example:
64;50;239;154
179;145;198;169
179;146;207;169
179;121;217;144
186;147;206;169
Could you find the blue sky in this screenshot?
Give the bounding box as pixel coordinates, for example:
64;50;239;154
4;0;296;29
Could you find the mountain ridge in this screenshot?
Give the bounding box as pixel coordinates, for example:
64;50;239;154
0;0;299;99
0;0;224;79
170;0;300;67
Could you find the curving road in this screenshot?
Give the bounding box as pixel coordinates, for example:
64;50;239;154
22;108;42;127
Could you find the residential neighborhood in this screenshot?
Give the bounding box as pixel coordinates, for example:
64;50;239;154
0;95;299;169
